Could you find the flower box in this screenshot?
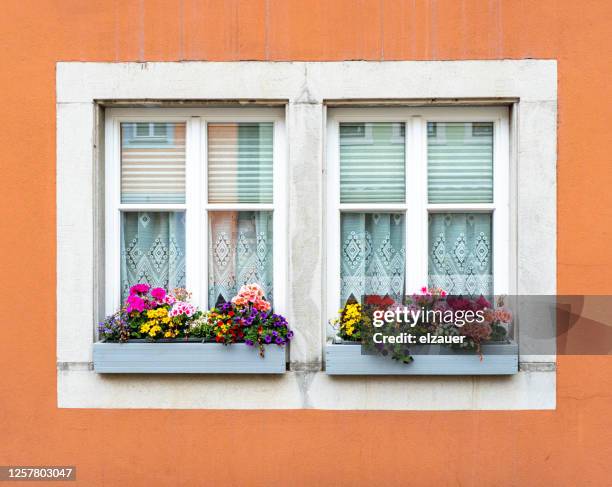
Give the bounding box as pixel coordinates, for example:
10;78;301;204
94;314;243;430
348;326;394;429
93;341;287;374
95;283;292;373
325;340;518;375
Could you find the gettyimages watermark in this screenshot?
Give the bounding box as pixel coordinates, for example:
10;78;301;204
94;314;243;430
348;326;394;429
331;289;612;361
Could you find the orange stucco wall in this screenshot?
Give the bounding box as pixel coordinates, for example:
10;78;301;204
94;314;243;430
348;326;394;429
1;1;611;485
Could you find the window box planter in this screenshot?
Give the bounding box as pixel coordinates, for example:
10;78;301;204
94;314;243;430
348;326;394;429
93;340;287;374
325;340;518;375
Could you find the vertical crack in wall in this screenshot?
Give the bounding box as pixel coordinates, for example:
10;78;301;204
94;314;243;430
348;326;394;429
295;370;317;408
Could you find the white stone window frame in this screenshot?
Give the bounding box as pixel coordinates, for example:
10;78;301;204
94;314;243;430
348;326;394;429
104;107;288;315
57;60;556;410
326;106;509;326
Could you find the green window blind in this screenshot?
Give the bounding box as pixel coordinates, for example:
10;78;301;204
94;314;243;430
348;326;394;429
340;122;405;203
208;123;273;204
427;122;493;203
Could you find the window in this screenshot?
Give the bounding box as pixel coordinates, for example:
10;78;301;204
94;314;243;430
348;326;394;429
58;60;555;408
105;108;287;315
122;122;173;147
326;107;509;318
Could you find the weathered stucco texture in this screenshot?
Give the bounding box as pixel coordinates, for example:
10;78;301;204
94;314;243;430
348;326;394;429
1;1;611;485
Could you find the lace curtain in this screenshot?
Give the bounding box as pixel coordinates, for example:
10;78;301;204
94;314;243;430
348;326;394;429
428;213;492;296
340;213;405;305
208;211;273;305
120;212;186;301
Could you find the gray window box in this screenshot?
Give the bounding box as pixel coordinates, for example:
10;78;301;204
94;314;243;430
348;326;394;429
325;340;518;375
93;341;287;374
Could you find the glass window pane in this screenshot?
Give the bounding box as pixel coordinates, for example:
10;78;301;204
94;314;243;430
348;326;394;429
340;122;405;203
121;212;186;301
208;123;273;204
428;213;492;296
340;212;405;305
427;122;493;203
208;211;273;305
120;122;186;204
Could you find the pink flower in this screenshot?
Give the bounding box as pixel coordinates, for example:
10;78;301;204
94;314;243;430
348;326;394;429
432;301;450;313
460;322;492;342
164;294;176;305
130;283;150;295
447;296;471;311
494;307;513;324
151;287;166;301
231;283;271;311
246;283;264;296
170;301;196;317
421;286;428;293
482;308;496;325
474;295;492;310
126;294;145;313
254;299;271;312
441;290;447;297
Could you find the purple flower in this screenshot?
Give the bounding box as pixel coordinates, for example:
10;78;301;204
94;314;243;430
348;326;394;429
245;339;254;346
275;337;284;345
264;335;272;344
286;330;294;340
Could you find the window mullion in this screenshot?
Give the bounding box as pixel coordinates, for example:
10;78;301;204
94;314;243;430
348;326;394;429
405;115;427;295
272;119;288;315
105;117;121;315
201;119;209;309
326;118;341;331
185;117;202;308
493;115;510;295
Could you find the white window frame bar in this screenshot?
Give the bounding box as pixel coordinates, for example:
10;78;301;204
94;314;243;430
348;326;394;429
326;106;510;336
105;107;287;317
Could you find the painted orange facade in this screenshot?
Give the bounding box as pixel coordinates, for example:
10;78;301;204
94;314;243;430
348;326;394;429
1;1;611;485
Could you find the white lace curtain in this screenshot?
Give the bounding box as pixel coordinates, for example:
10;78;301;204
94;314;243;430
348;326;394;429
208;211;273;305
428;213;492;296
120;212;186;301
340;213;405;304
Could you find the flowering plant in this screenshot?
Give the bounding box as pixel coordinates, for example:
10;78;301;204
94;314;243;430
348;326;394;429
198;284;293;356
99;283;293;357
483;297;513;342
425;292;513;352
99;284;202;341
330;287;514;358
330;301;371;341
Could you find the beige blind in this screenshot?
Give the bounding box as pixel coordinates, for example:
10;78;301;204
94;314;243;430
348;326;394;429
120;122;186;204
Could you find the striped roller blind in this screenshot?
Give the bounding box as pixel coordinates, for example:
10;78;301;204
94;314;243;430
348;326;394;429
340;122;405;203
208;123;273;204
120;122;186;204
427;122;493;203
